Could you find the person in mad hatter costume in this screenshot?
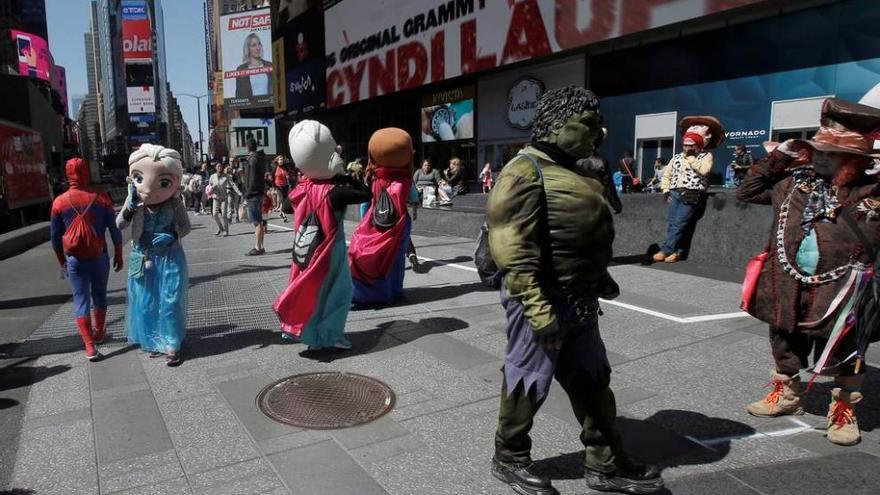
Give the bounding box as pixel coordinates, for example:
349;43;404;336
738;97;880;446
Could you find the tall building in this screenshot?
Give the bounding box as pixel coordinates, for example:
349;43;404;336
78;28;101;166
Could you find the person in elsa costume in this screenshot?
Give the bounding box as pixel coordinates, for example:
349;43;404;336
273;120;371;351
117;144;191;366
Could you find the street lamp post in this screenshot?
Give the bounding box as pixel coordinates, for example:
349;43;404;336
179;93;208;162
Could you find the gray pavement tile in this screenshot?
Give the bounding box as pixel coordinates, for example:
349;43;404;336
466;332;507;360
348;433;430;465
89;346;148;392
141;357;214;404
21;355;89;419
106;476;192;495
257;429;334;456
267;439;387;495
10;418;97;495
612;384;658;406
99;449;184;494
409;333;499;371
785;429;863;457
729;451;880;495
660;472;761;494
390;397;459;421
158;393;260;474
188;457;287;495
367;449;485;495
94;389;175;465
214;373;302;442
616;290;707;317
92;382;152;399
21;406;91;431
330;415;411;450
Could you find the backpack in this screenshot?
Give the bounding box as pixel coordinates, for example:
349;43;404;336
372;187;398;230
474;152;545;288
62;194;104;260
292;211;324;269
188;175;203;193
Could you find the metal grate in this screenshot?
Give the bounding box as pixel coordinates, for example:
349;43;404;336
256;372;396;429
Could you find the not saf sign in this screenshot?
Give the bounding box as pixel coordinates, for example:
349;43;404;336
324;0;763;108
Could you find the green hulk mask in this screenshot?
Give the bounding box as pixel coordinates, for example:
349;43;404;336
531;86;603;160
542;110;603;159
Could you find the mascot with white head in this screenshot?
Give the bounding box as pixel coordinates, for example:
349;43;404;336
117;143;191;366
273;120;371;351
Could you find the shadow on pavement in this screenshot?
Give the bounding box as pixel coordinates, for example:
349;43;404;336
298;316;470;363
0;489;36;495
0;398;19;409
410;255;474;274
351;282;493;313
0;294;72;310
0;359;71;393
532;410;754;480
187;264;269;287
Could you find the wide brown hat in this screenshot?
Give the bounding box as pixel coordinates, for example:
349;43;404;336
793;98;880;158
368;128;413;169
679;115;725;150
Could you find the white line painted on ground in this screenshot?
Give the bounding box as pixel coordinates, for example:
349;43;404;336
685;422;813;451
269;222;750;324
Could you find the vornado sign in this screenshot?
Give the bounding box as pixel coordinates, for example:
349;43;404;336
507;77;544;130
725;129;767;140
323;0;764;108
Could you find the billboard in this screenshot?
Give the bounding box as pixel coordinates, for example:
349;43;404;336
221;8;273;110
10;29;51;81
324;0;764;107
121;0;152;61
126;62;155;113
51;65;69;118
280;6;325;116
421;86;475;143
229;118;276;156
0;121;51;209
129;114;157;142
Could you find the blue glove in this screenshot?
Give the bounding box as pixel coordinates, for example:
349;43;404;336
151;232;175;247
125;182;138;211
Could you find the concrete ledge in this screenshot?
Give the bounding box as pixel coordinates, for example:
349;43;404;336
0;221;50;261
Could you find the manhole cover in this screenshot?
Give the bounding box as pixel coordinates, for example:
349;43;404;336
256;372;396;429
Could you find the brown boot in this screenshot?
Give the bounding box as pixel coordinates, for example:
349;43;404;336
664;253;681;263
826;388;862;446
652;251;668;262
747;371;804;417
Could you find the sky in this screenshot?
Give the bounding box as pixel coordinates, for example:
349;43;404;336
46;0;208;148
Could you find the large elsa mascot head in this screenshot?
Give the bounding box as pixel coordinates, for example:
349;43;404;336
368;128;413;169
128;143;183;206
288;120;341;180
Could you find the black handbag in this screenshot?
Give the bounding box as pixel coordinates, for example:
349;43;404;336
840;210;880;372
678;188;703;205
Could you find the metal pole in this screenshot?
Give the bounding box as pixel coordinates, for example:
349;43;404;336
196;97;203;160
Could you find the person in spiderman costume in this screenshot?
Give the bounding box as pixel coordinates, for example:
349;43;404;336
50;157;124;361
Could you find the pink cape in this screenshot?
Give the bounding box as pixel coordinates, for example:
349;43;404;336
348;168;412;284
273;178;338;337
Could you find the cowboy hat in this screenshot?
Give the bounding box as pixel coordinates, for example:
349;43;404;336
679;116;725;150
792;98;880;158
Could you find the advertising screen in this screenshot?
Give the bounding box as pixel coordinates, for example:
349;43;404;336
220;8;273;110
324;0;764;108
122;0;151;61
51;65;69;118
0;121;51;209
229;118;276;156
125;62;155;113
129;114;157;142
10;29;51;81
421;86;475;143
280;6;325;116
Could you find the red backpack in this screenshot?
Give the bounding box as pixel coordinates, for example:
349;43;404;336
62;194;104;260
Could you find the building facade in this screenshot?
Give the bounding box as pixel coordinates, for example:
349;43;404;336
267;0;880;185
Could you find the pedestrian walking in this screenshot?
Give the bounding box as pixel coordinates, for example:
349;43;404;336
243;138;267;255
273;155;292;222
480;161;494;193
738;98;880;446
618;150;636;193
730;144;754;186
274;120;371;350
654;115;723;263
117;144;191;367
187;167;204;213
50;157;124;361
348;128;416;305
227;166;244;224
208;162;234;236
486;86;663;495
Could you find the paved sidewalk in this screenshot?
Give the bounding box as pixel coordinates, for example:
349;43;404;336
2;211;880;495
